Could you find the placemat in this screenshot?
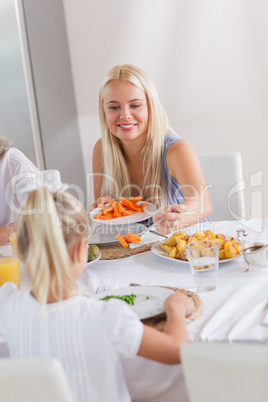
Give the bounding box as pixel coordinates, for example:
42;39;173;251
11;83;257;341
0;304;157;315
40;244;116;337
99;242;157;260
141;286;203;331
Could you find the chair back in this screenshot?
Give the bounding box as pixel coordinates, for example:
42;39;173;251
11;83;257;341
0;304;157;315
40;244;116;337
198;151;245;221
181;342;268;402
0;357;74;402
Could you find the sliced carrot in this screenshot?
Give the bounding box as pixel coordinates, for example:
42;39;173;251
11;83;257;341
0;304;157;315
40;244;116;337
126;232;141;241
117;234;129;247
128;196;143;204
113;204;121;218
94;211;103;219
107;198;115;208
95;196;147;220
136;202;147;209
100;213;115;220
116;202;127;216
103;205;114;215
124;233;141;243
118;198;141;211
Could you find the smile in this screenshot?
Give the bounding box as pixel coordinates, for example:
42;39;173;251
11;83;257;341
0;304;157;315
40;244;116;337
118;124;136;128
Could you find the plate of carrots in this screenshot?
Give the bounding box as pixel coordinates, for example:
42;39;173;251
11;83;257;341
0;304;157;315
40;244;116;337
90;196;157;225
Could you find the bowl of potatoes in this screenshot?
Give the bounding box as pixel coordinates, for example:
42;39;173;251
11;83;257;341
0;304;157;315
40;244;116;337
155;230;241;263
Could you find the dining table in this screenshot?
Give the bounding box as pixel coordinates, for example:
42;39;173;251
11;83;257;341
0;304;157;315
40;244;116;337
1;218;268;402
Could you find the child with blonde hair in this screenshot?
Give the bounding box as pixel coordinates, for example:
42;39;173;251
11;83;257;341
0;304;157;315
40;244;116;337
0;187;194;402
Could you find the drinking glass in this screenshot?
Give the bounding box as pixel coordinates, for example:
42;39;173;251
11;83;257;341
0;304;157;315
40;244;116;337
0;247;20;287
186;240;219;292
6;222;18;257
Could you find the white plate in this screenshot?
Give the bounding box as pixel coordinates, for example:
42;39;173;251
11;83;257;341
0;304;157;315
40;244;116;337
85;252;101;267
92;286;174;320
90;201;157;225
151;241;242;265
89;223;147;245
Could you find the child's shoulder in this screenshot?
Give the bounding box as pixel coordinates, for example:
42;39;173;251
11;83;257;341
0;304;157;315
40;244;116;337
0;282;19;309
0;281;18;297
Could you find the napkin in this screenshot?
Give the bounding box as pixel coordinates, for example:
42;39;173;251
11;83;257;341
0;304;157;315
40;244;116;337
261;303;268;325
227;300;268;344
129;232;166;249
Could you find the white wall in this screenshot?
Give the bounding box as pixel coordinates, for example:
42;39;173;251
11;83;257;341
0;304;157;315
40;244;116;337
63;0;268;218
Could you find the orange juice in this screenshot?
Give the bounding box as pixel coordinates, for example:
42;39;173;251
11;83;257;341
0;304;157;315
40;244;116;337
9;233;18;256
0;257;20;287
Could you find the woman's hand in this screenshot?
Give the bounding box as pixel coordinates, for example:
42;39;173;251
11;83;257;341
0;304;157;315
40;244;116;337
0;226;9;246
90;195;114;211
164;292;194;318
152;204;189;235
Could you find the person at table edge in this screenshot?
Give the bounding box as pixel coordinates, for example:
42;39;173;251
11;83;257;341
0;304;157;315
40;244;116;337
91;63;212;234
0;134;38;245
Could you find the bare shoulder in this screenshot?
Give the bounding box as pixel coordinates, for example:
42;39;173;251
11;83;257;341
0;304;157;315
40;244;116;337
167;140;199;169
93;138;103;156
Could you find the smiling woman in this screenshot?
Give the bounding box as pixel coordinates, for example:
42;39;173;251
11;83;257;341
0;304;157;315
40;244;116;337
91;63;212;234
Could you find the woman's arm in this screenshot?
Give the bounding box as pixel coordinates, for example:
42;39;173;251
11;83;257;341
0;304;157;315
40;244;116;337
91;140;114;210
153;141;213;234
137;292;194;364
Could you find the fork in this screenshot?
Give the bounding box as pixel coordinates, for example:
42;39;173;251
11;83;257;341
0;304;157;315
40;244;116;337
140;219;167;239
95;284;106;294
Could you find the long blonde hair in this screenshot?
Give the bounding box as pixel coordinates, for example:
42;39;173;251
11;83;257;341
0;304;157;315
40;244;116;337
99;63;175;208
16;187;89;304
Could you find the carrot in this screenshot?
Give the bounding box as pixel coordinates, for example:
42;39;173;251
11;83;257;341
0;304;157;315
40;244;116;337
113;204;121;218
116;234;129;248
94;196;147;220
126;232;141;241
116;202;127;216
100;213;115;220
124;233;141;243
136;202;147;208
118;197;141;211
94;211;103;219
107;198;115;208
128;196;143;204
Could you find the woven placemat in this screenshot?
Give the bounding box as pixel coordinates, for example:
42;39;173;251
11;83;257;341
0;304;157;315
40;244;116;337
99;242;157;260
141;286;203;331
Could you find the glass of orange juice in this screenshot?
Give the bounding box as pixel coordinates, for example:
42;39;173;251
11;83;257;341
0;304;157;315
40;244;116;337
6;222;18;257
0;247;20;287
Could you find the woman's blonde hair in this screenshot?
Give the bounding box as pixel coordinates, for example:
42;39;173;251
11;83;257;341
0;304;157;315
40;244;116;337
0;134;12;159
99;63;175;208
16;187;89;304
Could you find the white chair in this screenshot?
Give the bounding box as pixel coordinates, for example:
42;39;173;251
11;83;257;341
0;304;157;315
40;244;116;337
181;342;268;402
198;151;246;221
0;357;74;402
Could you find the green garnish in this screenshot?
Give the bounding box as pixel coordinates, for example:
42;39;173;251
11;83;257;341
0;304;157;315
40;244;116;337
146;296;150;300
101;293;137;305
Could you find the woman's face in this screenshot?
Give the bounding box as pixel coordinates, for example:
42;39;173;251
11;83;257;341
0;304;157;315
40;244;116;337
102;80;149;143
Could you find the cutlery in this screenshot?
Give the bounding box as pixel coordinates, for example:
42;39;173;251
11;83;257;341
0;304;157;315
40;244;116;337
140;220;165;239
129;283;197;293
148;229;168;239
95;284;106;294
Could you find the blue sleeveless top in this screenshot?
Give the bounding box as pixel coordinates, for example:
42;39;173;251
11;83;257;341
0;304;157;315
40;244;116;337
162;132;185;205
161;132;211;222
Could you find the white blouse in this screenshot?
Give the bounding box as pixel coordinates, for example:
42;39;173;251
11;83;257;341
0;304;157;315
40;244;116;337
0;148;38;227
0;283;144;402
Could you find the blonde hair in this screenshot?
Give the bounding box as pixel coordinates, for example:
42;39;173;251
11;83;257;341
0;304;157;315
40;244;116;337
16;187;89;304
99;63;176;208
0;134;12;159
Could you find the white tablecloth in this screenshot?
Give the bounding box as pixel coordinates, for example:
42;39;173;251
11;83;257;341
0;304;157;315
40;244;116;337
1;219;268;402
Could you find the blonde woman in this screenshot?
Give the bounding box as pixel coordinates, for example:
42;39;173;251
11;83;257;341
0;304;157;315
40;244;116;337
0;187;193;402
0;134;38;245
91;63;212;234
